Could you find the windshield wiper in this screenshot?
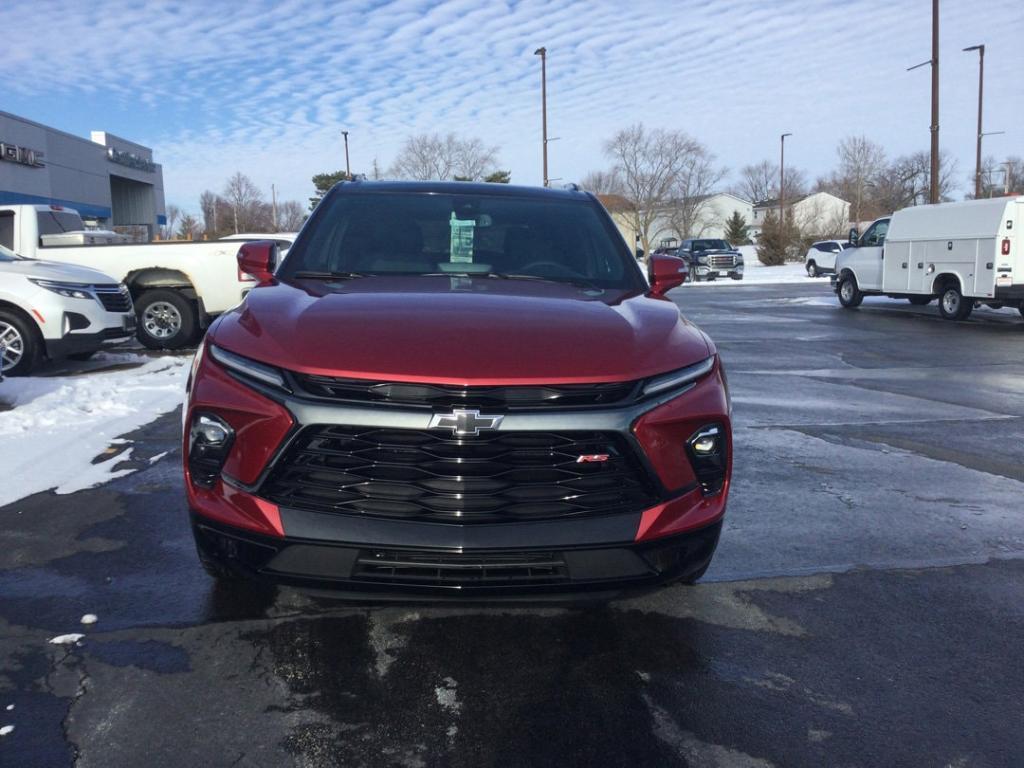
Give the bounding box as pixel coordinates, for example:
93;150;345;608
291;270;366;280
490;273;603;292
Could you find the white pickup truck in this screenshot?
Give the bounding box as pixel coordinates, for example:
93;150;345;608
0;204;259;348
834;197;1023;321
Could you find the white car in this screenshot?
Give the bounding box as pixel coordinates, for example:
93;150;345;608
804;240;850;277
0;244;136;376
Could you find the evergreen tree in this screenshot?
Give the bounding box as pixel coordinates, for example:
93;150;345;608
724;210;749;245
309;170;349;210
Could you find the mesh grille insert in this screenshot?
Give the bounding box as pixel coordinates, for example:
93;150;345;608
260;425;657;523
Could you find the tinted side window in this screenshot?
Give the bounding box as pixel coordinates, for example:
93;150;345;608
863;220;889;246
0;213;13;250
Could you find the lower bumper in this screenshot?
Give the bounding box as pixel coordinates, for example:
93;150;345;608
45;323;135;360
191;512;723;599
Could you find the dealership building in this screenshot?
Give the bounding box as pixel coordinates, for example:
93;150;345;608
0;110;167;237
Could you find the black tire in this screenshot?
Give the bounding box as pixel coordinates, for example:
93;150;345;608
837;274;863;308
135;289;197;350
1018;305;1024;319
908;296;932;306
806;261;819;277
937;283;973;321
0;308;41;377
68;350;98;361
675;560;712;586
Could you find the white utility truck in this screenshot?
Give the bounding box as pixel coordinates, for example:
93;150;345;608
0;204;263;348
833;197;1023;321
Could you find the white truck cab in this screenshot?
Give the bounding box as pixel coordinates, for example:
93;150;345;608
834;197;1024;320
0;204;266;349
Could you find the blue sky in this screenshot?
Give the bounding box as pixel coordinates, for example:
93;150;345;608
3;0;1021;213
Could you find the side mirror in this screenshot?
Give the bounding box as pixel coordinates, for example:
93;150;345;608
237;240;278;284
848;227;859;246
635;247;646;260
648;253;689;297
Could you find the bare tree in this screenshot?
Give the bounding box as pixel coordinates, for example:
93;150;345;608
971;154;1023;198
834;135;887;224
222;172;264;233
580;169;624;195
389;133;500;181
177;213;201;240
604;124;709;254
161;204;180;240
735;160;807;204
278;200;306;231
873;150;958;213
667;147;728;239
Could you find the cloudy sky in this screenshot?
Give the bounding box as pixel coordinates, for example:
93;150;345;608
3;0;1021;212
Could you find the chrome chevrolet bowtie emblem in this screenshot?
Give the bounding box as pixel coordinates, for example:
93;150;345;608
428;409;504;436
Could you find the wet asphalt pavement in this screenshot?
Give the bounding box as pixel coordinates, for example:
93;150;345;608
2;281;1023;767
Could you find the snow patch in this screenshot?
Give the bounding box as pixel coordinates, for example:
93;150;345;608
80;614;98;625
0;725;13;737
434;677;462;715
0;355;188;507
48;633;85;645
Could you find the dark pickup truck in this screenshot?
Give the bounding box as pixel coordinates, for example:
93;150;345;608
679;239;744;281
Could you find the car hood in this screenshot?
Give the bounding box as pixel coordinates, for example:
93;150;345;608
0;258;121;284
212;276;713;385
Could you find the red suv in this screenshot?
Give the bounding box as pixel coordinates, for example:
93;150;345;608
184;181;731;597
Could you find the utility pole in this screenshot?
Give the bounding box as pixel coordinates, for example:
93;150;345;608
930;0;940;203
963;44;985;198
780;132;792;227
271;183;278;232
906;0;940;204
342;130;351;180
534;47;548;187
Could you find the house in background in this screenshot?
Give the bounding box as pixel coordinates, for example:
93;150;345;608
687;193;753;240
750;191;850;239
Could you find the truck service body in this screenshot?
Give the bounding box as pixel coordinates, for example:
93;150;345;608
834;197;1023;320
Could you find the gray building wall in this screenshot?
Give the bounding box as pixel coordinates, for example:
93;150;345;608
0;111;166;235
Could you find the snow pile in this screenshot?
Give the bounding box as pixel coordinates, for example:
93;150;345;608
0;355;188;507
48;633;85;645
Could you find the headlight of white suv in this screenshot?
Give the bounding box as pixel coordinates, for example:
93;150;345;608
28;279;93;300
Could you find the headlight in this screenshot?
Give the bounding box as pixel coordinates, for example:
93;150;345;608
209;344;287;390
696;254;709;264
641;356;715;397
29;278;93;300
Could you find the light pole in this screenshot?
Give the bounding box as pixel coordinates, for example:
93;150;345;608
534;47;548;187
780;133;792;227
963;44;985;198
908;0;940;203
341;130;351;180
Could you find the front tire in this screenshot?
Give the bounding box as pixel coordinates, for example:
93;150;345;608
806;261;819;277
837;274;863;308
135;289;197;350
0;310;41;377
938;284;973;321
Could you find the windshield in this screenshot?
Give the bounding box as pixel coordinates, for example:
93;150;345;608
0;244;23;262
281;192;644;291
690;239;731;251
36;210;86;237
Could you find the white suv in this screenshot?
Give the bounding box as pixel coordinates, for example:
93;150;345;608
0;244;136;376
804;240;850;277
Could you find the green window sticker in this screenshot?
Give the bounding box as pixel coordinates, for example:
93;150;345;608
450;213;475;263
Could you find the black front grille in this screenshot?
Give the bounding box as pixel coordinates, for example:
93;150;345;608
94;285;132;313
353;549;569;586
291;374;638;409
260;426;657;523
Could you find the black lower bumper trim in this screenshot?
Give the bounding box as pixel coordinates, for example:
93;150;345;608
191;513;722;599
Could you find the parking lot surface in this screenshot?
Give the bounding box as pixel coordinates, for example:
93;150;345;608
2;282;1022;767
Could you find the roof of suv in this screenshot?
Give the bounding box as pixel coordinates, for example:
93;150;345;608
328;179;591;201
